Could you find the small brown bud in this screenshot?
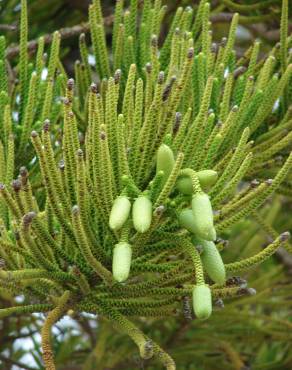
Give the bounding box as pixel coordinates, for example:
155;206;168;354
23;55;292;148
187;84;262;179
114;69;122;84
233;66;246;78
187;47;194;59
211;42;218;54
71;266;81;276
43;119;50;132
182;296;193;320
62;97;70;106
90;83;98;93
72;205;80;215
77;149;83;157
280;231;290;242
246;287;256;296
250;179;260;188
67;78;74;90
19;166;28;178
157;71;165;84
59;159;65;171
265;179;273;186
220;37;227;47
143;340;153;360
162;76;176;101
214;299;224;308
151;35;158;47
173;112;182;135
12;179;21;192
145;63;152;74
154;205;165;216
23;212;36;226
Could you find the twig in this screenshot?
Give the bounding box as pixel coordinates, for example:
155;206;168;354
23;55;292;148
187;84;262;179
76;315;96;347
210;12;234;23
6;23;89;59
275;247;292;275
0;23;17;31
2;329;38;343
210;12;278;24
5;14;114;60
0;354;38;370
248;24;292;42
166;320;191;348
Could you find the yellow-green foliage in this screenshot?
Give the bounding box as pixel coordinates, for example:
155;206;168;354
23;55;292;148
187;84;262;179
0;0;291;369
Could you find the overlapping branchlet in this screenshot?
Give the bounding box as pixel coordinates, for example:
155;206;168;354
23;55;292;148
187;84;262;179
0;0;292;368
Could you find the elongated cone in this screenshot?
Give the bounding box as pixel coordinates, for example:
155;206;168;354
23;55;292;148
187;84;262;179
192;284;212;320
156;144;175;183
196;238;226;285
191;193;216;241
109;196;131;230
179;208;216;241
176;170;218;194
132;196;152;233
112;242;132;282
178;208;198;235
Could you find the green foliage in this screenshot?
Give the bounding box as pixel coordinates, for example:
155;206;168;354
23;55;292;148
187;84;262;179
0;1;292;369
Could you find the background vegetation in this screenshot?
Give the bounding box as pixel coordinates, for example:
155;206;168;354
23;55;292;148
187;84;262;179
0;1;291;369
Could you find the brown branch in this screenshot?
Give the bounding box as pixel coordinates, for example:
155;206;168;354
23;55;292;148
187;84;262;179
0;23;17;31
0;354;37;370
2;329;38;343
165;320;191;349
210;12;234;23
5;14;114;60
76;315;96;347
275;247;292;275
210;12;278;25
6;23;89;59
248;24;292;42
